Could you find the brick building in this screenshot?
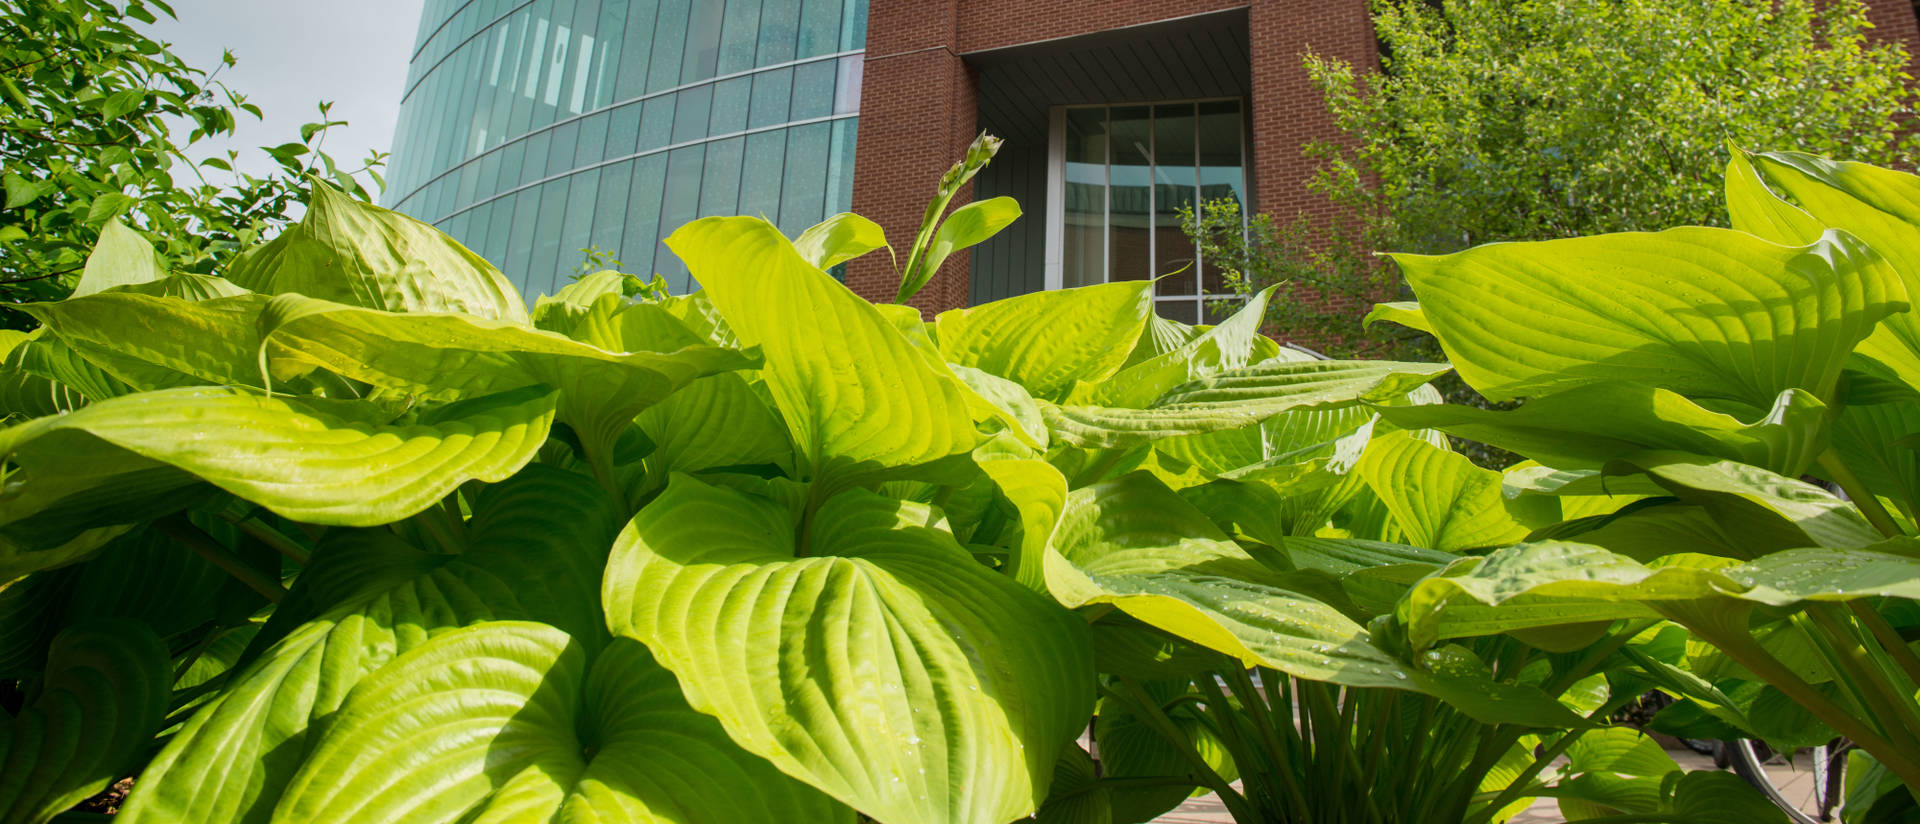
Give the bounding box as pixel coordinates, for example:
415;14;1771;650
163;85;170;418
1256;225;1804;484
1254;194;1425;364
387;0;1920;313
845;0;1920;319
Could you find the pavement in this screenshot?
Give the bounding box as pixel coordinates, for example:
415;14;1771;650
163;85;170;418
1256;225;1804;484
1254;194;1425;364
1153;747;1826;823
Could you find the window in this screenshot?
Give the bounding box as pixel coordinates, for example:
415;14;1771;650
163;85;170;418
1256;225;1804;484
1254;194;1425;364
1046;100;1247;321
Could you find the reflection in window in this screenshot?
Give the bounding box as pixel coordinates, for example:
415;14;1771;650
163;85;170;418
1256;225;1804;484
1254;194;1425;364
1057;99;1246;321
1061;107;1107;289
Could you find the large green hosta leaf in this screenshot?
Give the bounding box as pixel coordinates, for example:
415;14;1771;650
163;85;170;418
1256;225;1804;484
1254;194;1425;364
667;217;979;481
2;332;131;412
258;294;749;459
1376;383;1829;477
1045;473;1582;727
71;219;168;298
272;624;849;823
17;293;271;392
0;621;168;824
793;212;890;271
0;330;92;418
1735;150;1920;387
973;434;1069;592
1357;431;1529;551
1044;360;1448;449
604;475;1093;824
635;371;792;482
1394;544;1721;649
934;282;1153;402
225;180;528;323
1624;454;1879;553
1389;539;1903;650
123;466;618;824
0;385;555;532
1154;403;1376;479
1391;227;1906;406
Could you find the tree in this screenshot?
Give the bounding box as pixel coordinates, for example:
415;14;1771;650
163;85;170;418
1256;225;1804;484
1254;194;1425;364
0;0;382;318
1199;0;1920;352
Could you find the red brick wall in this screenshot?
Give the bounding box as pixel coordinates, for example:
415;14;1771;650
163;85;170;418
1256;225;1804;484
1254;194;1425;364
845;0;974;313
1247;2;1377;228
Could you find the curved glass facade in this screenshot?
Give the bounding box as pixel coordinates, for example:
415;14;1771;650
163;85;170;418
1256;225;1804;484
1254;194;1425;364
386;0;866;299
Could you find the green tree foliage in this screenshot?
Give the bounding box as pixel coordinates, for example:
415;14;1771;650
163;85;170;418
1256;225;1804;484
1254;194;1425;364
1202;0;1919;352
0;0;382;315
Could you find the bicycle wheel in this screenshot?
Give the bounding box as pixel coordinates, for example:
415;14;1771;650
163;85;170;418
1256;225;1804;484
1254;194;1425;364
1727;738;1851;823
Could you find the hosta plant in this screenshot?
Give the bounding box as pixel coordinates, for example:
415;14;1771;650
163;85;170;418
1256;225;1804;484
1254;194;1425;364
1362;147;1920;821
0;135;1759;824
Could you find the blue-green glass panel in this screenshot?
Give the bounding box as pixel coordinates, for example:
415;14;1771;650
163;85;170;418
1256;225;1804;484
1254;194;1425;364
592;0;628;110
739;130;785;223
558;168;601;289
521;130;553;185
613;0;659;101
485;198;515;273
564;0;602;115
682;0;724;84
575;111;609;167
825;117;856;214
498;139;527;192
748;68;792;129
477;149;503;201
625;154;668;275
790;60;833;121
779;122;829;236
607;101;642;156
532;0;575;128
504;188;540;290
797;0;842;59
505;4;545;138
591;159;634;253
647;0;690;94
699;136;744;217
842;0;866;52
717;0;763;76
456;162;479;207
639;96;674;151
672;84;713;144
710;76;750;135
547;121;580;176
659;145;705;289
757;0;799;64
530;178;574;296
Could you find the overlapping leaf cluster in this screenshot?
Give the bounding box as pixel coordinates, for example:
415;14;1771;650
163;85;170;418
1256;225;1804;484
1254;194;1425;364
1363;149;1920;821
0;138;1814;824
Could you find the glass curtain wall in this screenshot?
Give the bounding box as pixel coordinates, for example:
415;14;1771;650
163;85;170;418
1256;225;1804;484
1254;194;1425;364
386;0;868;300
1059;99;1247;322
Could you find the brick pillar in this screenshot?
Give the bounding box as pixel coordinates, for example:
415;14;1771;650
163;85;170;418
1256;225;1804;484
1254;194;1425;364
847;0;978;315
1246;0;1377;226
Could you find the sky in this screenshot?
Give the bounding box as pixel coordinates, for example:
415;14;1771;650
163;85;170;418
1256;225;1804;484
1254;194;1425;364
148;0;428;196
